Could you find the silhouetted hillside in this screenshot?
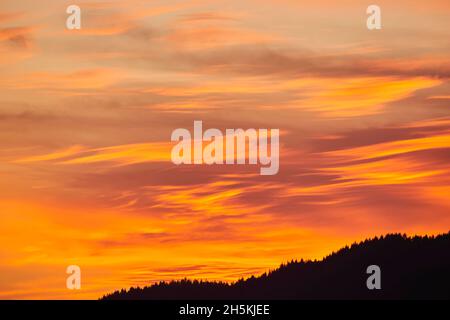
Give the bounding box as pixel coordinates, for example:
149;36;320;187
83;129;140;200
102;232;450;300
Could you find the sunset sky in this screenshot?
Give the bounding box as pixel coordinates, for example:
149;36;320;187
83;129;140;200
0;0;449;299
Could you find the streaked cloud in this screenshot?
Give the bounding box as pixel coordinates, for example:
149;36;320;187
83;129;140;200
324;133;450;160
15;142;172;165
0;0;449;299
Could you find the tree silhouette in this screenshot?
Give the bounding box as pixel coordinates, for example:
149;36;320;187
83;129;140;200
102;232;450;300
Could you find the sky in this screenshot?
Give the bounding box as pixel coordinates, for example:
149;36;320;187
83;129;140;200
0;0;449;299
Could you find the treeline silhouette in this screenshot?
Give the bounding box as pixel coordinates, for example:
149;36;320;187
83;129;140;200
102;232;450;300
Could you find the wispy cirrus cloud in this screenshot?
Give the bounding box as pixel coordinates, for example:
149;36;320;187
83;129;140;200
323;133;450;161
15;142;172;166
1;0;449;299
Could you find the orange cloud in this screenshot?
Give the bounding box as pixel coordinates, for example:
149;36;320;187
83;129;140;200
321;157;448;186
1;0;449;300
324;133;450;161
298;77;441;117
15;143;172;166
15;145;86;163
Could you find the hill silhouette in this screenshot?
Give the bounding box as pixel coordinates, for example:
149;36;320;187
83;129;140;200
102;232;450;300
